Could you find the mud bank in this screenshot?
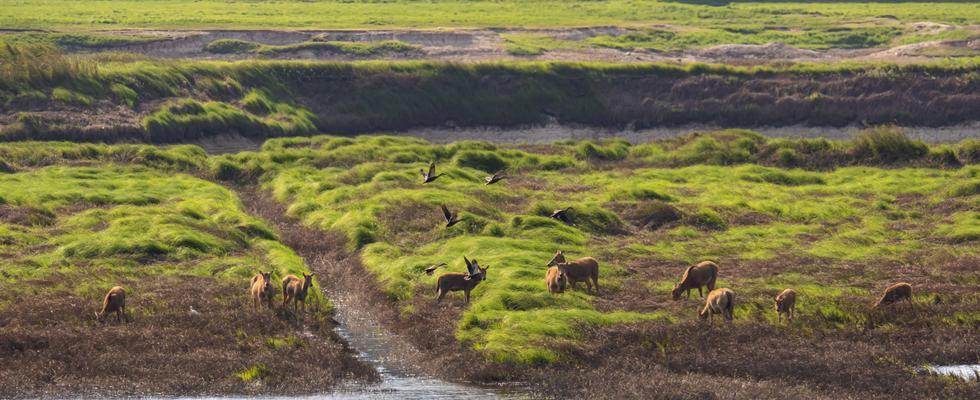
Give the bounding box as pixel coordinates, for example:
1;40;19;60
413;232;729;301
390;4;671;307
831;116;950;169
383;123;980;145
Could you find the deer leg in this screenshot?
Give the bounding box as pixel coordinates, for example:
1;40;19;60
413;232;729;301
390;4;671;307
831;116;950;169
698;287;703;298
592;276;599;295
437;289;446;302
464;290;470;305
585;280;593;294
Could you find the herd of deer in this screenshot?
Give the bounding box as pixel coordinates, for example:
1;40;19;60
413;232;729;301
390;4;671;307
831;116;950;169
93;161;918;325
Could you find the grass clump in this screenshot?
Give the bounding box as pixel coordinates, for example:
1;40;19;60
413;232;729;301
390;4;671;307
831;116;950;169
849;127;929;163
204;39;262;54
203;39;419;57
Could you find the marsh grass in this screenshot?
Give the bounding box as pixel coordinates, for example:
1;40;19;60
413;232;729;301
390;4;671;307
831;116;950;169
215;134;980;365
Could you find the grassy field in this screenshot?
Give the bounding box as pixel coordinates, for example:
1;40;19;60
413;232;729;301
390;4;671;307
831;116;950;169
0;144;376;396
0;131;977;397
0;1;977;30
203;130;980;366
2;1;980;56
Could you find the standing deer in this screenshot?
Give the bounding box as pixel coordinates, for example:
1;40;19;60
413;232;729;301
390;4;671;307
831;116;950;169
775;288;796;323
545;266;566;294
436;256;489;304
671;261;718;300
250;271;275;309
282;273;315;315
547;250;599;294
95;286;127;324
699;288;735;325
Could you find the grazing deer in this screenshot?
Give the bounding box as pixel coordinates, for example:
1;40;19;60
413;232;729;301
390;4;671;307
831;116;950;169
441;205;461;227
250;271;275;309
484;170;507;185
95;286;127;324
550;207;573;224
546;250;599;294
873;282;913;311
436;256;489;304
671;261;719;300
775;288;796;323
699;288;735;325
282;273;315;314
420;161;443;184
545;266;567;294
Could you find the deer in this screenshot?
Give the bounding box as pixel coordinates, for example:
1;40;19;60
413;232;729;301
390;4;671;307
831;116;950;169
545;266;566;294
699;288;735;325
436;256;489;304
250;271;275;309
671;261;718;300
282;273;315;315
546;250;599;294
873;282;913;311
775;288;796;323
95;286;127;324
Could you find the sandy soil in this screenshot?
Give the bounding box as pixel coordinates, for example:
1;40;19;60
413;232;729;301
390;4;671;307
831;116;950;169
79;27;980;64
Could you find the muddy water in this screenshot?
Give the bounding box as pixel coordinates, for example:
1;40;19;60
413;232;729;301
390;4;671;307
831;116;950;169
315;293;521;399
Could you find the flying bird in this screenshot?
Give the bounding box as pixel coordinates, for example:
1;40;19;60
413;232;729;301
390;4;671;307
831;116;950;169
424;263;448;276
420;161;443;184
484;170;508;185
441;205;461;228
550;207;573;224
463;256;488;280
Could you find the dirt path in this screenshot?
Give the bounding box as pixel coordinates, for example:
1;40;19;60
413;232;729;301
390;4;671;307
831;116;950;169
235;186;527;399
81;28;980;63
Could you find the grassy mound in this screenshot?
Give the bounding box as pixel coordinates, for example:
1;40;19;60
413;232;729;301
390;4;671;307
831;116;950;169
201;134;980;365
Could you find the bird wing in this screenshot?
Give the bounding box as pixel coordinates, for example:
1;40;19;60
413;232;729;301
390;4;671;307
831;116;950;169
463;256;475;275
428;162;436;177
441;205;453;221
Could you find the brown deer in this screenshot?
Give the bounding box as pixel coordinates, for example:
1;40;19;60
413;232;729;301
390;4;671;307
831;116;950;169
545;266;566;294
775;288;796;323
547;250;599;294
436;256;489;304
250;271;275;309
282;273;315;314
95;286;127;323
699;288;735;325
873;282;913;311
671;261;718;300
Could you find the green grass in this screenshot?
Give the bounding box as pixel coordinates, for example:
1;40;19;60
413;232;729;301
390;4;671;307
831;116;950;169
0;162;327;312
0;1;977;31
213;134;979;364
204;39;419;57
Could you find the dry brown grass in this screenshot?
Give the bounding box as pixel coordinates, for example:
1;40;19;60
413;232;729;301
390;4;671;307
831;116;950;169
0;275;377;398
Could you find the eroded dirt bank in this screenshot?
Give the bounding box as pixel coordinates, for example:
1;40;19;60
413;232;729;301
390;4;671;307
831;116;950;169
4;62;980;144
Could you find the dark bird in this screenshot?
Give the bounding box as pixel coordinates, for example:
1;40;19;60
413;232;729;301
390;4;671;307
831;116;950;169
424;263;448;276
484;170;508;185
550;207;573;224
463;256;488;280
420;162;443;184
441;205;461;227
